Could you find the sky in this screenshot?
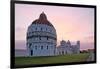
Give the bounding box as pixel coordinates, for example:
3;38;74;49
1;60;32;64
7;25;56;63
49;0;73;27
15;4;94;50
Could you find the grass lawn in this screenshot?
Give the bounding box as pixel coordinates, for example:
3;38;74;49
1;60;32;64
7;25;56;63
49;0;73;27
15;53;89;66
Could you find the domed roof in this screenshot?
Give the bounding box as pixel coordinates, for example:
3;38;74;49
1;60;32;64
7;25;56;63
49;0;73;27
32;12;54;27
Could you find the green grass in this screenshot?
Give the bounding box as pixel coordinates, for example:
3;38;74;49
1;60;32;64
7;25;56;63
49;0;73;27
15;53;89;66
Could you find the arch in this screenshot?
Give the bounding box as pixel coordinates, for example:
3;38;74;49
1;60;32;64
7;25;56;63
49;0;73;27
41;46;43;50
47;46;48;49
62;51;64;55
31;50;33;56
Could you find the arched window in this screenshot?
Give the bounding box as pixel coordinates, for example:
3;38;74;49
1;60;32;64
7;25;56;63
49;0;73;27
47;46;48;49
41;46;43;50
31;50;33;56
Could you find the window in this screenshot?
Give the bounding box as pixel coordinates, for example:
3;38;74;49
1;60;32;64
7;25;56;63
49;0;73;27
47;37;48;40
46;28;47;31
35;46;37;50
41;28;42;31
62;51;64;55
47;46;48;49
41;46;43;50
31;50;33;56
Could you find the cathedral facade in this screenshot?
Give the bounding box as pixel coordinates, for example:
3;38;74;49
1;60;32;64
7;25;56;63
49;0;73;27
56;40;80;55
27;12;57;56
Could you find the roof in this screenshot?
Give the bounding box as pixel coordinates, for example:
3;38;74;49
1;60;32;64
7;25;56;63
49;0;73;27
32;12;54;27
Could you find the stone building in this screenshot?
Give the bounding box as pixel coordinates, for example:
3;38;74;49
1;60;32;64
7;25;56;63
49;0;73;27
56;40;80;55
26;12;57;56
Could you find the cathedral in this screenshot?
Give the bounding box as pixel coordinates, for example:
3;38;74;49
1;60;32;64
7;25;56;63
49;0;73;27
26;12;80;57
56;40;80;55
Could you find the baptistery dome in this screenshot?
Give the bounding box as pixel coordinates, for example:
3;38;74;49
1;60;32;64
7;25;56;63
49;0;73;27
27;12;57;56
32;12;54;27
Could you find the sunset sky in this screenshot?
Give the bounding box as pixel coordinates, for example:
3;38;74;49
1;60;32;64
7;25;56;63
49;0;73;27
15;4;94;50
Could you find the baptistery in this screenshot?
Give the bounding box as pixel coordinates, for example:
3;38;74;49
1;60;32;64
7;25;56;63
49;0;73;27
27;12;57;56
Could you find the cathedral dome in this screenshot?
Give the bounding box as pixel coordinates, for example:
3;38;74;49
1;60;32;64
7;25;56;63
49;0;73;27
32;12;54;27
